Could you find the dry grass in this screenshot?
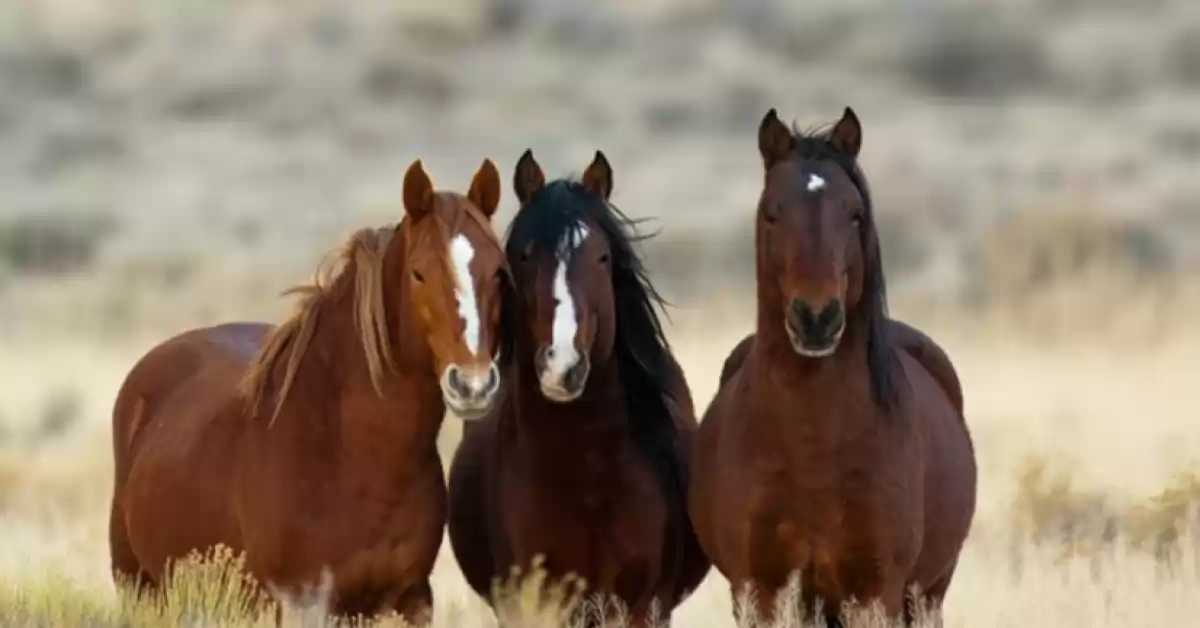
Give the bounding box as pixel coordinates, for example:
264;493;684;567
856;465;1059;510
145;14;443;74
4;321;1200;627
2;522;1200;627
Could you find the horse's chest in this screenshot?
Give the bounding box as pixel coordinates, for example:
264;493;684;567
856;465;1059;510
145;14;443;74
739;462;919;600
504;457;663;580
242;472;444;590
744;509;898;604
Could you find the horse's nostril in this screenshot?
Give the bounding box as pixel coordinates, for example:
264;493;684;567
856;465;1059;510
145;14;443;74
788;299;844;342
484;365;500;395
819;302;844;333
447;367;466;397
541;347;563;370
535;346;551;372
564;358;589;392
788;299;813;330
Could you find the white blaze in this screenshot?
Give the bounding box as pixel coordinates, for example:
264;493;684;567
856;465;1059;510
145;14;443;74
449;234;480;356
547;225;588;380
807;172;826;192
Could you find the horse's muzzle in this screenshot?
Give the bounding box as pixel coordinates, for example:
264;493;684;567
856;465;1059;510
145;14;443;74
535;346;590;403
443;362;500;420
786;298;845;357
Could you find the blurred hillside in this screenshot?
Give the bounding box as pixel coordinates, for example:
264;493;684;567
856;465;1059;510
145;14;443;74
1;0;1198;343
3;3;1200;625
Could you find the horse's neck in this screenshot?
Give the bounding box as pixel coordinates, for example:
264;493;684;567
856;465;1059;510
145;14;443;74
751;304;876;439
269;248;443;473
512;356;630;448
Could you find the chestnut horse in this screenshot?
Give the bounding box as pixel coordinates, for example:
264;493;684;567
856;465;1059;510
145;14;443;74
689;108;976;626
109;159;510;623
447;150;710;626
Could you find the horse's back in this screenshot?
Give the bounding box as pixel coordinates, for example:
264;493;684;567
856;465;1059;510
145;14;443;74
718;334;756;387
887;320;963;415
114;323;270;457
111;322;272;580
664;353;697;427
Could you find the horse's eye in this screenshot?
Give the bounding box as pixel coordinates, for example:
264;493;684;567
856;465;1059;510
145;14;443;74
851;214;863;227
599;253;610;264
412;270;425;283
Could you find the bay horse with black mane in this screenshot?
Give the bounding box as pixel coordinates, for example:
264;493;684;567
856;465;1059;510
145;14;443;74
109;159;510;624
689;107;976;626
447;150;710;626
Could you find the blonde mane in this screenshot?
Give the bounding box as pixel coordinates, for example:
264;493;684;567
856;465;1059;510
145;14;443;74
240;201;504;425
240;226;397;424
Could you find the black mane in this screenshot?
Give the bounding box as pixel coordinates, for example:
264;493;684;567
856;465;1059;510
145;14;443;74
789;124;902;413
504;178;687;556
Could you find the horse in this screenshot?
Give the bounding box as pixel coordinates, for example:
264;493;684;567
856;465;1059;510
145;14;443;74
108;159;510;624
688;107;977;626
447;150;710;627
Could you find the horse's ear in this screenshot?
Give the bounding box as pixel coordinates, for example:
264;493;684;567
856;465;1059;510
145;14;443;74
581;150;613;200
403;159;435;220
758;108;794;169
468;158;502;219
828;106;862;158
513;149;546;205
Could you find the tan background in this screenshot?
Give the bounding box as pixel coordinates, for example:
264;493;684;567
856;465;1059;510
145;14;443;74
2;1;1199;625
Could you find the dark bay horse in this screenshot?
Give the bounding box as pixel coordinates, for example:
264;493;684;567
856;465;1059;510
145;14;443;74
447;150;710;626
689;108;976;625
109;159;510;624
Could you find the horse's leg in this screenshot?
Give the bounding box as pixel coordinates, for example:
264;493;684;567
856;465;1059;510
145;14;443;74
627;613;658;628
392;579;434;627
908;559;957;628
626;598;670;628
730;580;782;627
831;583;906;628
640;595;677;628
109;503;156;598
446;420;499;600
866;587;910;628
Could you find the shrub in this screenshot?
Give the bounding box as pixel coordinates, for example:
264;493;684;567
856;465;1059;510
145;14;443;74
1165;23;1200;87
1011;455;1115;557
0;211;117;276
895;12;1051;98
977;205;1169;296
491;555;586;628
1125;471;1200;560
967;203;1175;340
